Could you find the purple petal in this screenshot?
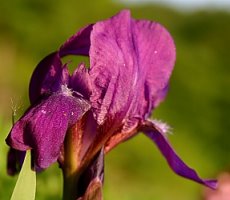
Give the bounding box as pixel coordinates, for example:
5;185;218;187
59;24;93;57
141;120;217;189
131;19;175;110
29;24;93;104
89;10;176;126
70;63;92;99
29;52;69;104
6;91;90;169
7;148;26;176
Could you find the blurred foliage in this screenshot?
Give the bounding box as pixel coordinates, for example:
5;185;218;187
0;0;230;199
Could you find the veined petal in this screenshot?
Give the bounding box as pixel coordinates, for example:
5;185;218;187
29;52;69;104
70;63;92;99
131;19;175;110
6;92;90;169
89;10;175;126
59;24;93;57
141;120;217;189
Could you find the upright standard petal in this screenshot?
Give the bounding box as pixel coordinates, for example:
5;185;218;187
59;25;93;57
77;10;176;159
6;91;90;169
140;120;217;189
29;24;94;104
70;64;92;99
89;10;175;127
29;52;69;104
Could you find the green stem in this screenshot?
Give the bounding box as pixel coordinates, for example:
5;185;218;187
62;128;82;200
62;170;80;200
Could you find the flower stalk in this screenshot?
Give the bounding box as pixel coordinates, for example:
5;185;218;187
62;170;80;200
62;126;82;200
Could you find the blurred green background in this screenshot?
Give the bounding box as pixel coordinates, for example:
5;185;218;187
0;0;230;199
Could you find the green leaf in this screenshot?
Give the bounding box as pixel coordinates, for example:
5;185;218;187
10;150;36;200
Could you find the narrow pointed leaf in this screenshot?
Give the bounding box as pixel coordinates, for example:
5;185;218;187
10;151;36;200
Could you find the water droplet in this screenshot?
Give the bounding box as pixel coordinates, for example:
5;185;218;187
71;112;74;116
154;50;158;54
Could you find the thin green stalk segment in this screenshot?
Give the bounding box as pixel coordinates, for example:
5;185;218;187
62;128;81;200
10;150;36;200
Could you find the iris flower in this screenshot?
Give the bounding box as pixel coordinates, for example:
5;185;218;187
6;10;216;199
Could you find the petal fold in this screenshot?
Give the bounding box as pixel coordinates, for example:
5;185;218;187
140;120;217;189
6;92;90;169
71;63;92;99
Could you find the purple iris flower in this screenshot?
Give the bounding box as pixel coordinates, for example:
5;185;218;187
6;10;216;199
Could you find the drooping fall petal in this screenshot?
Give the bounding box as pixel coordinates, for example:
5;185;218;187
6;91;90;169
141;120;217;189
